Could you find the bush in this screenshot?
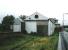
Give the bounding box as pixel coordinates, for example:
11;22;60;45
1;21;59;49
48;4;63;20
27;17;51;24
30;32;37;35
0;24;3;32
54;27;62;32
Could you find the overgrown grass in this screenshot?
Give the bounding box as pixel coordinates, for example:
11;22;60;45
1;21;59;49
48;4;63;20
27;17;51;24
0;34;35;50
19;32;59;50
0;32;59;50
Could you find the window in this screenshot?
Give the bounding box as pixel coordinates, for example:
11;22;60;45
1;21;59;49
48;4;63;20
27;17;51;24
35;15;38;18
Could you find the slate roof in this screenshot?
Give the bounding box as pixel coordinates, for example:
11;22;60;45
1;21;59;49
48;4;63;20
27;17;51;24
14;18;24;25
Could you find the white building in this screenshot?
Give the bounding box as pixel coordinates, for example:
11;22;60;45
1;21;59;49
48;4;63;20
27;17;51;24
12;12;59;36
12;18;25;32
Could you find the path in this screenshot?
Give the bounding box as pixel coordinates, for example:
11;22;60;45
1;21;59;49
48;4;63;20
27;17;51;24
58;32;66;50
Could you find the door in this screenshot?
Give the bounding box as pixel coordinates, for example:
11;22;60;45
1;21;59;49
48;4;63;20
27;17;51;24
37;25;48;35
21;22;25;33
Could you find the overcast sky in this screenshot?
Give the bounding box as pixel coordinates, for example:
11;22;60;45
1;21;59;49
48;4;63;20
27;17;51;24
0;0;68;25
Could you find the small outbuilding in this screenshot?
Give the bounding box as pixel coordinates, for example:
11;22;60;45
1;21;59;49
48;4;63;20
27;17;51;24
13;18;25;32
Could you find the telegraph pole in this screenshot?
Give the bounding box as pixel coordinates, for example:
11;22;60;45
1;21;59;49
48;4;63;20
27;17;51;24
63;13;64;31
63;13;68;31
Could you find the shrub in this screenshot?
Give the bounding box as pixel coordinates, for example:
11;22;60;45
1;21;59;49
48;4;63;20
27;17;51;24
30;32;37;35
54;27;62;32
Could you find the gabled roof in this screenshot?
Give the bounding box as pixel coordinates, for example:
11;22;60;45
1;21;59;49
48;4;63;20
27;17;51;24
49;18;58;24
25;12;49;20
14;18;24;25
13;12;59;25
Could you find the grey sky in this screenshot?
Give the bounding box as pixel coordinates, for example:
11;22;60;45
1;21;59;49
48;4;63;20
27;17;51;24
0;0;68;25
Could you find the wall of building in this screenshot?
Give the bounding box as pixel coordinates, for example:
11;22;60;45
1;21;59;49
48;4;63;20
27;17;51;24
25;20;49;35
13;25;21;32
25;21;37;34
48;20;55;36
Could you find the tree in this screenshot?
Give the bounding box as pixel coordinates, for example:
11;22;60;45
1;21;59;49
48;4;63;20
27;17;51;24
20;15;26;20
2;15;15;31
0;23;2;31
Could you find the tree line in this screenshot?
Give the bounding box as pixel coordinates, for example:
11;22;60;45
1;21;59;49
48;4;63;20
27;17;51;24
0;15;26;32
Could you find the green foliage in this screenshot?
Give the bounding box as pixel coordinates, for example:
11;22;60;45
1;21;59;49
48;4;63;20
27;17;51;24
20;15;26;20
0;23;2;31
54;27;61;32
64;25;68;28
2;15;15;31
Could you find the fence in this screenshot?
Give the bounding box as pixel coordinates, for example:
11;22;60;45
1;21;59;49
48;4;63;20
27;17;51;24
61;31;68;50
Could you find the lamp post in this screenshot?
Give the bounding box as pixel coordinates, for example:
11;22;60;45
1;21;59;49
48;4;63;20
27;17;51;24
63;13;68;31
